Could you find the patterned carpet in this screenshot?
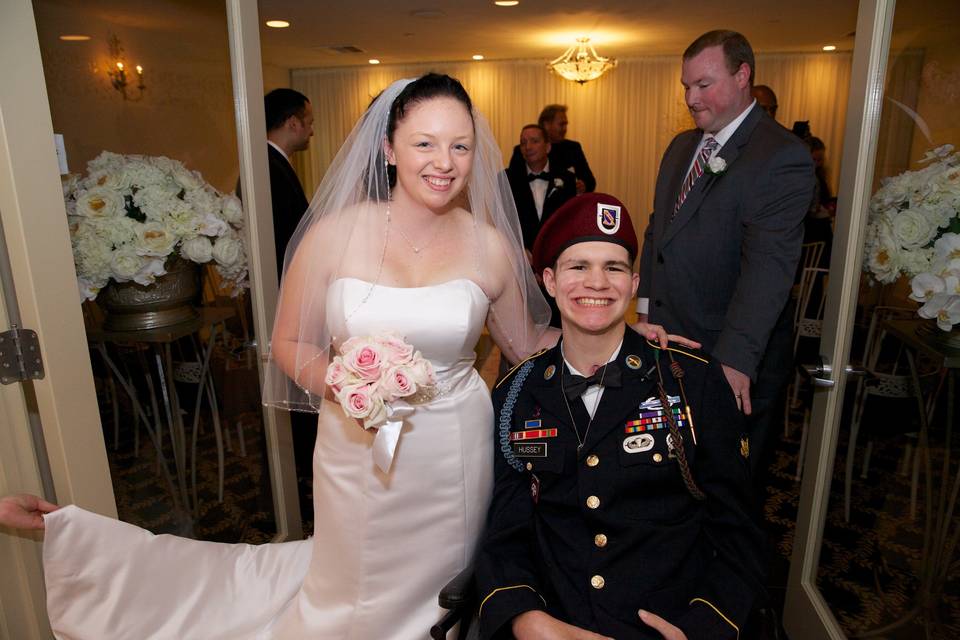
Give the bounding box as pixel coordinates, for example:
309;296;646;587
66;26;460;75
99;342;959;638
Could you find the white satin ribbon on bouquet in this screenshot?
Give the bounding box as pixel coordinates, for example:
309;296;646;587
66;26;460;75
371;400;414;472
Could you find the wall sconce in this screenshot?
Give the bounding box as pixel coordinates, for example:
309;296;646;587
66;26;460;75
107;35;145;100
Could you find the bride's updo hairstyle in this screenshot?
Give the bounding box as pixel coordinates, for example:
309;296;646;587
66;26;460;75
380;73;474;190
386;73;474;142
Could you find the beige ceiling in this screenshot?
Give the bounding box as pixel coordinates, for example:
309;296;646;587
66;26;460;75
258;0;864;69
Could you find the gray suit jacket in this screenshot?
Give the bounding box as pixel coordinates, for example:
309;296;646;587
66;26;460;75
638;106;814;380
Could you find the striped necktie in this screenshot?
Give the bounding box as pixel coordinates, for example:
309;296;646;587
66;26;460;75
672;137;719;219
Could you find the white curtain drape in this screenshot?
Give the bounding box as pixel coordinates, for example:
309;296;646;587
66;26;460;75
292;52;851;236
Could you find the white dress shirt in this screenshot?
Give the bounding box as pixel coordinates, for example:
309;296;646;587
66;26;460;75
526;160;551;220
562;339;623;419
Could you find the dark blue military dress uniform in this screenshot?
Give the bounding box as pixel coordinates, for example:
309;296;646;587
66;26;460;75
476;327;764;639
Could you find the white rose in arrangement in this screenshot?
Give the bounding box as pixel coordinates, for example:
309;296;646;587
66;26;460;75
135;222;178;257
74;187;125;219
110;248;148;282
891;209;938;250
172;167;203;191
212;235;244;268
220;195;244;225
197;212;229;237
64;151;249;300
180;235;213;264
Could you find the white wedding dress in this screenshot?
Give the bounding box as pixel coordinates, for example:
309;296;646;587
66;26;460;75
43;278;494;640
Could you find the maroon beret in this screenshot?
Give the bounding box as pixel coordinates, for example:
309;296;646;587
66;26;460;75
531;192;638;273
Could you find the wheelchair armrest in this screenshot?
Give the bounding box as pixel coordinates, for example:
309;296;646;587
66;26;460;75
438;564;475;610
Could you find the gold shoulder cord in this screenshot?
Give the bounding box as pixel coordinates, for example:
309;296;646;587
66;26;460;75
652;345;705;501
494;348;549;389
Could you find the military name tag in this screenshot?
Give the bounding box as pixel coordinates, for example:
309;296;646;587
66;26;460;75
513;442;547;457
623;433;655;453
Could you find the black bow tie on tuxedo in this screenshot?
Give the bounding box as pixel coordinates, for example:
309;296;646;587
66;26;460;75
528;172;551;182
563;362;622;399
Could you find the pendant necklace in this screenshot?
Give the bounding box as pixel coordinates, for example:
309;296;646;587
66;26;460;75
561;360;610;451
389;208;447;256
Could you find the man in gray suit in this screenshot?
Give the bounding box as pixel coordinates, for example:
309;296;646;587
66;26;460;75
638;30;813;477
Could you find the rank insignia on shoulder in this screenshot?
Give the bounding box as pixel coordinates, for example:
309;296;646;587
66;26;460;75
740;436;750;459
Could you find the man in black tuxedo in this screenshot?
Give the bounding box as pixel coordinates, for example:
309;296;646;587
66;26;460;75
507;124;577;252
637;30;813;479
264;88;313;276
506;124;576;330
509;105;596;194
263;89;314;516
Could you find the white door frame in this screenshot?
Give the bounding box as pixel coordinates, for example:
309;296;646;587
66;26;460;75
783;1;897;638
226;0;302;541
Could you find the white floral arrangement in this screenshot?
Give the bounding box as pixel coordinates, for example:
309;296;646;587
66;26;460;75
862;144;960;330
325;332;437;472
64;151;248;302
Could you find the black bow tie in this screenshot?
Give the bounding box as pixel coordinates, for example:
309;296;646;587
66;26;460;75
528;172;551;182
563;362;622;399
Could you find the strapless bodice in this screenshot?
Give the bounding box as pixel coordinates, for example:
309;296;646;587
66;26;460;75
326;277;490;393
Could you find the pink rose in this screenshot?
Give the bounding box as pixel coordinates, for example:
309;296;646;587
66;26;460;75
340;383;376;419
375;333;415;364
324;358;349;394
344;343;384;382
382;365;416;401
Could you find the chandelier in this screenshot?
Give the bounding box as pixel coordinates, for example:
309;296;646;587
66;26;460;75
548;37;617;84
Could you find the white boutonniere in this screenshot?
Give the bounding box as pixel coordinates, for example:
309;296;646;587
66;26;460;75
553;177;564;188
706;156;727;174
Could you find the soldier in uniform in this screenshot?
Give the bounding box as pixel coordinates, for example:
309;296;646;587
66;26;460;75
476;193;764;640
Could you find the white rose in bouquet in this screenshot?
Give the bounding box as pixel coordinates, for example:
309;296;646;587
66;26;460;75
74;187;125;219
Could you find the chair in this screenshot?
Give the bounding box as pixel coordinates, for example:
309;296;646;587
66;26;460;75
843;305;944;522
431;565;475;639
788;266;829;480
791;241;825;299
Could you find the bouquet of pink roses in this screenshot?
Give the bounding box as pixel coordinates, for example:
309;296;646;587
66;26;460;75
325;332;437;472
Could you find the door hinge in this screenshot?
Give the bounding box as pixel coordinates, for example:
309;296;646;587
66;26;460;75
0;325;45;384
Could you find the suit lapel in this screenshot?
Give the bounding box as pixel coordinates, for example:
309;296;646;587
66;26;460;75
655;133;699;245
661;105;762;248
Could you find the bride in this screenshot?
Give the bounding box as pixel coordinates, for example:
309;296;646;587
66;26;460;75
2;73;687;639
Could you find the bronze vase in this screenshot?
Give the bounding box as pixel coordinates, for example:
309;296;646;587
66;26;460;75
100;257;200;331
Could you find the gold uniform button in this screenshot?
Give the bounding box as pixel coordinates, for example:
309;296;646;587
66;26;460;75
591;575;605;589
586;454;599;467
594;533;608;548
526;462;533;471
652;452;663;463
586;495;600;509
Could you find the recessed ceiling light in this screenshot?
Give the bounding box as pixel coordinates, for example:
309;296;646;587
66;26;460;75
59;34;91;41
368;59;381;65
822;45;837;51
472;54;484;60
265;20;290;28
495;1;520;6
